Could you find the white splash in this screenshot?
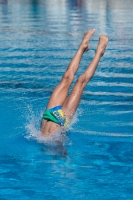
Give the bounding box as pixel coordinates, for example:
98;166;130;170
24;106;80;146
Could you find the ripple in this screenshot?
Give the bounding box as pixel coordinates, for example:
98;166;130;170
97;71;133;78
84;91;133;97
77;130;133;139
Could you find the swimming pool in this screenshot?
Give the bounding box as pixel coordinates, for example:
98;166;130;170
0;0;133;199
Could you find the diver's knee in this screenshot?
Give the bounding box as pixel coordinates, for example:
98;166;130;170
77;74;87;86
62;71;74;82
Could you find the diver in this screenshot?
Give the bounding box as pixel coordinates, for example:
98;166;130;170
41;30;108;137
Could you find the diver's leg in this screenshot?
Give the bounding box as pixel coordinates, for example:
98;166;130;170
63;34;108;120
46;30;95;109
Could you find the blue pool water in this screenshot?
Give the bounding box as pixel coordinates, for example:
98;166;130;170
0;0;133;199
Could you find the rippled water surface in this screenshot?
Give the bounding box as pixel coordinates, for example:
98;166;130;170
0;0;133;199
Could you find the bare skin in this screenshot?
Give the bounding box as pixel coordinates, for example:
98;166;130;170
41;30;108;137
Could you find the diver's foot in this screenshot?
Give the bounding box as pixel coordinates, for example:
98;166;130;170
96;34;108;57
80;29;95;52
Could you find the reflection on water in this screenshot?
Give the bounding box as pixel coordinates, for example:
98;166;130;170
1;0;133;8
68;0;85;8
0;0;8;4
0;0;133;36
